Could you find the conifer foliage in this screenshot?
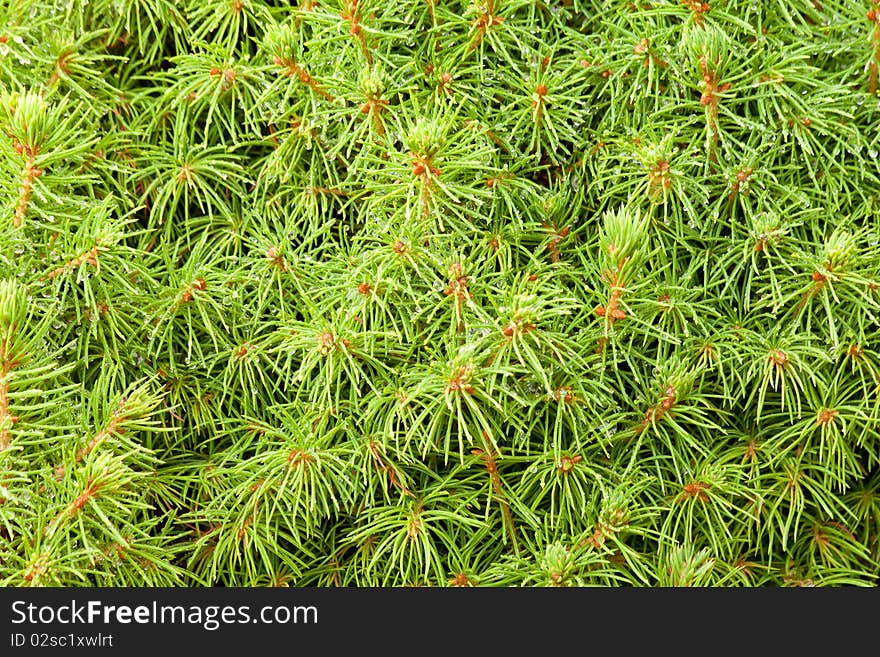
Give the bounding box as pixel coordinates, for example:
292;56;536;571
1;0;879;587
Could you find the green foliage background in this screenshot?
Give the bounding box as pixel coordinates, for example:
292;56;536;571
1;0;879;586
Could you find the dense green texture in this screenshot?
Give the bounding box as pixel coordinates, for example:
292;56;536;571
1;0;879;587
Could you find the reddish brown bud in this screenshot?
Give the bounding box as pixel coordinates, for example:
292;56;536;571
816;408;839;426
554;387;574;404
557;454;582;473
769;349;788;366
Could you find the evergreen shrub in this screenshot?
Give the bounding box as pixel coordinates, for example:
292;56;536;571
1;0;879;587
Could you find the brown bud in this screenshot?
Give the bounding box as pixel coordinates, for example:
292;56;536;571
769;349;788;366
816;408;838;426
